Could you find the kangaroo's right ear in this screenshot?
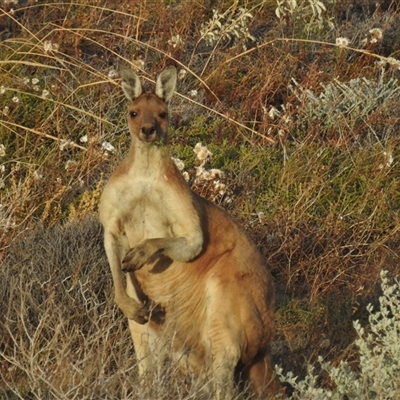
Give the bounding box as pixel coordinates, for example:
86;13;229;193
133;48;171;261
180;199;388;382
120;69;143;101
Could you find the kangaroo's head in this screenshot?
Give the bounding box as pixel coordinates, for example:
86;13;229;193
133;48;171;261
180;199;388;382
120;67;177;144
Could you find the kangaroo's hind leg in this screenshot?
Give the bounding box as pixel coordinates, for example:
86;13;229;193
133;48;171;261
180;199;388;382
244;350;284;399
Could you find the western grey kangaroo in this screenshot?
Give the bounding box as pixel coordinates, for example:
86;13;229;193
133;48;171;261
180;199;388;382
99;66;280;399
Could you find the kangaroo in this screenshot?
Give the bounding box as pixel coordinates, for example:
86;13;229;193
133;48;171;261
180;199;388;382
98;66;281;399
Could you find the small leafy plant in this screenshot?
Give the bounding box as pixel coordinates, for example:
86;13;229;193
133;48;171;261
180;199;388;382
200;6;255;48
275;0;334;34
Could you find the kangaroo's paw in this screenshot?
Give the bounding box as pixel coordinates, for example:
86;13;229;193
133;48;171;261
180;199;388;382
122;245;150;272
116;296;150;324
122;240;162;272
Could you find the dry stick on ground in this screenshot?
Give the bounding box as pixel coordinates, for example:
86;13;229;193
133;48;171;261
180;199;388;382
0;120;87;152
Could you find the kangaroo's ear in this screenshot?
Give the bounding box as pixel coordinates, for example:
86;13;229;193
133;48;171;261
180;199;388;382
155;66;177;102
120;69;143;101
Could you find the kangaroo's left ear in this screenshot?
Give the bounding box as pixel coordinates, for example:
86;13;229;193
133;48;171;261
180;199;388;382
155;66;177;102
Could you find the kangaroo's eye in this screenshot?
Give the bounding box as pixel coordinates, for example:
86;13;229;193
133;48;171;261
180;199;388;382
159;112;167;119
129;111;137;118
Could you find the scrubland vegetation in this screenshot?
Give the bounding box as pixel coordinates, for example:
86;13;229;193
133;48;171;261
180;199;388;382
1;0;400;398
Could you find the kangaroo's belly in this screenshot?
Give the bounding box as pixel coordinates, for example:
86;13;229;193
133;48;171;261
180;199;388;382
136;262;208;368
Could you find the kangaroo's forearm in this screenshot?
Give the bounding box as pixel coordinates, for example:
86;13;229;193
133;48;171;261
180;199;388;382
158;236;203;262
122;234;203;272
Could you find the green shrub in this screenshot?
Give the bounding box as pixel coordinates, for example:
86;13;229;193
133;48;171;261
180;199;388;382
277;269;400;399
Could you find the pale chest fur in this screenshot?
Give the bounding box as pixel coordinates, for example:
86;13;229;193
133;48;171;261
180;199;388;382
99;152;189;247
102;177;169;243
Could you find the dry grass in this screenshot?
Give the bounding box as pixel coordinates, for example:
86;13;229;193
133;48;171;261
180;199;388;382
1;0;400;398
1;218;245;399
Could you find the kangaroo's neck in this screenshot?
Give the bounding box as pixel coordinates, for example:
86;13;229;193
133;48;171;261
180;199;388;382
126;139;173;178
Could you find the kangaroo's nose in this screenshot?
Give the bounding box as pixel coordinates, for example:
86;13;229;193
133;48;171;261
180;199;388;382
142;125;156;137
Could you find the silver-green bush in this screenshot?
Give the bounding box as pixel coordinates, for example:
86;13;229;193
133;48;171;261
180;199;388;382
277;269;400;399
290;73;400;135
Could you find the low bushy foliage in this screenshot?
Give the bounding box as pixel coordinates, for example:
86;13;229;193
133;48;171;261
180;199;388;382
277;270;400;399
289;72;400;144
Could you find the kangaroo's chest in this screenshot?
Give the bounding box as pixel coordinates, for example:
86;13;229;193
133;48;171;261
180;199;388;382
109;172;175;243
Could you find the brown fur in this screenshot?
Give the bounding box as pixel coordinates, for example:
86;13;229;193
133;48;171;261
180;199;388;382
99;67;281;399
